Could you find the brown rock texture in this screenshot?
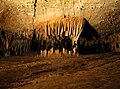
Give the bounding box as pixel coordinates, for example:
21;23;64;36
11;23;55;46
0;0;119;35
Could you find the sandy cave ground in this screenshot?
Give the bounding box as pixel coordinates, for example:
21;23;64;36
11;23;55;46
0;52;120;89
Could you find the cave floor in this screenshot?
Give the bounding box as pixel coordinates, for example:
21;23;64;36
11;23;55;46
0;52;120;89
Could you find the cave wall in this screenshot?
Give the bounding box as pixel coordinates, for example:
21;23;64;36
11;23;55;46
0;0;120;35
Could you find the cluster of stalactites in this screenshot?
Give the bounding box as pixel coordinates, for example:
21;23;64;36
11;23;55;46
32;17;85;56
37;17;84;39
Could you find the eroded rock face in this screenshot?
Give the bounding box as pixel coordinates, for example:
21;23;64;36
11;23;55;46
0;0;119;34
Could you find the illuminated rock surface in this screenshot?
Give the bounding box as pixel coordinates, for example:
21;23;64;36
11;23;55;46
0;0;119;34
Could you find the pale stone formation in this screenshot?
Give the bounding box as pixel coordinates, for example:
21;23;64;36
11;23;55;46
40;50;47;56
48;48;53;56
44;50;47;56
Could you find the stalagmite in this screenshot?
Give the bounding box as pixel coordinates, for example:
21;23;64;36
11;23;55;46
62;48;65;54
68;51;71;55
50;47;53;54
41;50;43;56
